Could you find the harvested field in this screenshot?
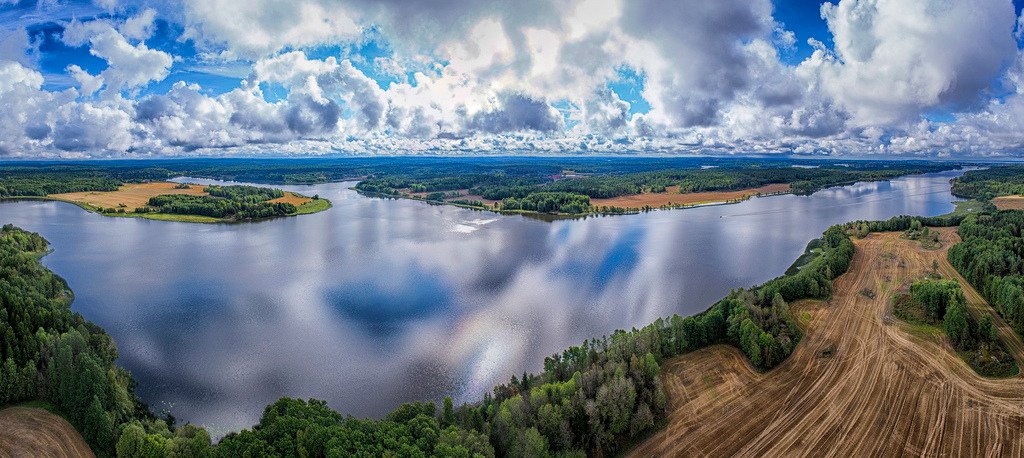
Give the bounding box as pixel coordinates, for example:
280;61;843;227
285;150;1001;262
268;191;312;206
0;406;93;457
992;195;1024;210
633;228;1024;457
591;183;790;209
49;181;208;210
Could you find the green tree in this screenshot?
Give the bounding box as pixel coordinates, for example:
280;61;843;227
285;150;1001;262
442;396;456;428
84;395;114;454
945;301;970;349
980;315;998;343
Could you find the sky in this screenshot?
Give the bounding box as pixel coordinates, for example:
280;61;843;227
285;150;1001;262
1;0;1023;159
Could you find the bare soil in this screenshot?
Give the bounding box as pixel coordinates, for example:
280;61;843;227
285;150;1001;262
0;406;93;457
591;183;791;209
992;195;1024;210
632;228;1024;457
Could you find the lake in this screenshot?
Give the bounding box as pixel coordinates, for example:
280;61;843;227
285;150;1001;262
0;168;966;435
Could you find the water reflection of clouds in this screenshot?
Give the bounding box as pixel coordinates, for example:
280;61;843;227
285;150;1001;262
0;170;967;437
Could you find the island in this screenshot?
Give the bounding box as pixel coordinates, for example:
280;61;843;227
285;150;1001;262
0;173;330;223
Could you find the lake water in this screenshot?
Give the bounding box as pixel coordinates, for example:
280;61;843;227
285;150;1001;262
0;169;966;435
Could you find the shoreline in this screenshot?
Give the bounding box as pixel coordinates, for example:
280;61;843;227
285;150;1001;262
355;184;795;219
0;192;332;224
352;169;968;219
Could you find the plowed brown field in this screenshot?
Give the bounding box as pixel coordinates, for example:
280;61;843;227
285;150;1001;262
0;406;93;457
633;228;1024;457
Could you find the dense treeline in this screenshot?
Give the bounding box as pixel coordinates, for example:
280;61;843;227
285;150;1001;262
499;192;590;214
841;212;966;238
204;185;284;201
0;167;172;196
951;166;1024;200
948;211;1024;339
541;166;949;198
894;279;1016;377
0;174;122;197
147;194;295;219
217;397;497;456
0;225;209;456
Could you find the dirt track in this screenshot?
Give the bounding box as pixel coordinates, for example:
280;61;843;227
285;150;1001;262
633;228;1024;457
0;407;93;457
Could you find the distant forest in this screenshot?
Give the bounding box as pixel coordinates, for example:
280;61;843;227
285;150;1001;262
0;166;306;221
352;160;956;214
0;158;963;216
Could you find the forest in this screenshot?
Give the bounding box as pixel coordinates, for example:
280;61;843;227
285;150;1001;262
498;192;591;214
948;211;1024;340
144;185;296;220
951;166;1024;200
0;167;171;196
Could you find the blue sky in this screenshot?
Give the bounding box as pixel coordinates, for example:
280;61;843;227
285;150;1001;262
1;0;1023;158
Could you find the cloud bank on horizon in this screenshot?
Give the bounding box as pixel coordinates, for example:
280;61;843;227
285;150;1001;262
1;0;1023;159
